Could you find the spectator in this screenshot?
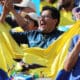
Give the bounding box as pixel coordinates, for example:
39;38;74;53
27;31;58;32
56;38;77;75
58;6;80;32
72;6;80;21
2;0;63;48
12;12;39;31
0;0;36;30
56;34;80;80
57;0;75;26
64;35;80;80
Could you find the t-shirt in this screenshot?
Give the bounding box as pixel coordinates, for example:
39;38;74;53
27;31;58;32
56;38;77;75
10;29;63;48
59;10;75;26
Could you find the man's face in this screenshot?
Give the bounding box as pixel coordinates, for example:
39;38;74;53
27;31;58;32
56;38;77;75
38;10;57;33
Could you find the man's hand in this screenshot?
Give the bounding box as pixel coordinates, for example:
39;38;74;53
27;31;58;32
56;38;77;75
0;0;5;5
5;0;14;10
64;38;80;71
0;0;12;23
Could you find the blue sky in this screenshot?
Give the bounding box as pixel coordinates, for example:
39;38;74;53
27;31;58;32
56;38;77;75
32;0;40;15
0;5;3;14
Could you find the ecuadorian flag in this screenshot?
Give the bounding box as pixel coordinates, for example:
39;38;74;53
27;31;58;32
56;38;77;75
0;20;80;79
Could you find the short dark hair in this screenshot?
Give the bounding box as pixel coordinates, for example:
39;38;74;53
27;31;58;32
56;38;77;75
41;6;60;27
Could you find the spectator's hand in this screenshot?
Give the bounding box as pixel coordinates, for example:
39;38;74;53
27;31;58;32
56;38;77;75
0;0;5;5
5;0;14;10
0;0;11;23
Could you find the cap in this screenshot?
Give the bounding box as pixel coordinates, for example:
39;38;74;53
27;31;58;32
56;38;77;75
21;12;38;21
14;0;36;11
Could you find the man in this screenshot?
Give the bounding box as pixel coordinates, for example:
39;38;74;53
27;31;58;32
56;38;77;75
0;0;36;28
57;0;75;26
56;34;80;80
12;12;39;32
63;34;80;80
72;6;80;21
58;6;80;32
2;0;63;48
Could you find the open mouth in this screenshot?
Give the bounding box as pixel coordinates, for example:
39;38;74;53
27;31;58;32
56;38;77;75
40;21;46;27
